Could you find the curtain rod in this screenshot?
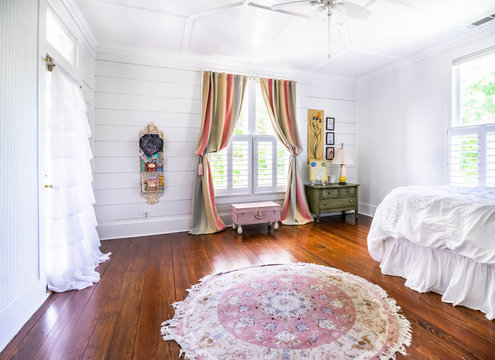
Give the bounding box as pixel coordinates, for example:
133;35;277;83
44;54;56;72
202;69;296;83
43;53;83;89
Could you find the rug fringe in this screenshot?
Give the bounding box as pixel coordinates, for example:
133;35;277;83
161;262;412;359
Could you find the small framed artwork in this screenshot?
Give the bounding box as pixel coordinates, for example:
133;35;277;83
326;117;335;131
326;147;335;160
326;132;335;145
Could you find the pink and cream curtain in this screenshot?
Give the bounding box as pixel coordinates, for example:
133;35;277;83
259;78;313;225
190;71;247;235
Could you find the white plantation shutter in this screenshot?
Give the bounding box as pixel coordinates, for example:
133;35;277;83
256;139;273;189
277;143;290;189
487;129;495;186
450;131;479;186
449;124;495;186
210;151;227;191
232;137;250;191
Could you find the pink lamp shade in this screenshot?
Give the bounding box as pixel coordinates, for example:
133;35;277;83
330;143;353;184
331;143;354;165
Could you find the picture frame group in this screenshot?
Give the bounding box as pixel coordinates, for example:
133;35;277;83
326;147;335;160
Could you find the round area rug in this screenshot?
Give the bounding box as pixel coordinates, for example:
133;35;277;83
161;263;411;359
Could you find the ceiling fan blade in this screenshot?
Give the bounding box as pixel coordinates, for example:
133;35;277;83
337;1;371;19
271;0;311;10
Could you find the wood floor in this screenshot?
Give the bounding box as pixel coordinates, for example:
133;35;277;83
1;216;493;360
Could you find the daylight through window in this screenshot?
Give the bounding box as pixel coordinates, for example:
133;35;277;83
210;80;290;195
450;51;495;186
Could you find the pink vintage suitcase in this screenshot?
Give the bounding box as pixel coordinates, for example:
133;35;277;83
230;201;281;234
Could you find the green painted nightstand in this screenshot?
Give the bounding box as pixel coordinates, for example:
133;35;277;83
304;183;359;222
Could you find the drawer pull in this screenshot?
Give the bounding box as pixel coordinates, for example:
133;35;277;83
255;210;265;219
322;202;327;207
350;199;353;203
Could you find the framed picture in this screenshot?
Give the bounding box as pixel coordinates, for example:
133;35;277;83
326;147;335;160
307;109;324;163
326;117;335;131
326;132;334;145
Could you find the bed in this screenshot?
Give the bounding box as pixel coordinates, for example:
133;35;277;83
367;185;495;320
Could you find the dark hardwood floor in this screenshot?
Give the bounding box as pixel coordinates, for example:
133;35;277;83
1;216;493;359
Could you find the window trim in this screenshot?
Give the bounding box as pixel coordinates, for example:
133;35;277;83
450;49;495;186
212;79;289;197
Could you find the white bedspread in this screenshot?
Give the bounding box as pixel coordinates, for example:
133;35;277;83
368;186;495;320
368;186;495;265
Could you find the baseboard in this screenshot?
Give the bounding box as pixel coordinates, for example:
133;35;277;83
359;202;377;217
97;215;191;240
0;279;49;353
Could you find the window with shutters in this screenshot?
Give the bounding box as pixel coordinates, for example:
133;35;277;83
210;79;291;195
450;51;495;186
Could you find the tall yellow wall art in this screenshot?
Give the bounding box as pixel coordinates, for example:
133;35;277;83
307;109;324;163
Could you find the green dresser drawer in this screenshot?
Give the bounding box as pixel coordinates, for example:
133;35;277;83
320;197;357;211
320;188;339;199
339;187;356;197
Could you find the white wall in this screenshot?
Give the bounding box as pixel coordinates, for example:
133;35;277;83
357;27;495;216
0;0;48;352
93;50;358;239
0;0;96;352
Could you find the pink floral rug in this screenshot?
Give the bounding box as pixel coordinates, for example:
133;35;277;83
161;263;411;359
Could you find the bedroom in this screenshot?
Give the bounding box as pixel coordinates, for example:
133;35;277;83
0;0;494;358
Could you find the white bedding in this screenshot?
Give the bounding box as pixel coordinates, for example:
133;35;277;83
368;186;495;320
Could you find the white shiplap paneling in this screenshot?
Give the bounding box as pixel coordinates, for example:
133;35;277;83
94;54;357;239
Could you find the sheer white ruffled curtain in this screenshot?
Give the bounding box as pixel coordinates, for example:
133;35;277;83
45;68;110;292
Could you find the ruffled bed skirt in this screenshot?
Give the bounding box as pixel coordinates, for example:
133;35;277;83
378;238;494;320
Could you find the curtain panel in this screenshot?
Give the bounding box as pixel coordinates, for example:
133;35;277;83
259;78;313;225
190;71;247;235
46;68;110;292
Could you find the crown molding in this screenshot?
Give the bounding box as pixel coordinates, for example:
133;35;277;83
357;21;495;85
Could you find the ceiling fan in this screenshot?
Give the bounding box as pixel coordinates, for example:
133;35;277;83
271;0;372;60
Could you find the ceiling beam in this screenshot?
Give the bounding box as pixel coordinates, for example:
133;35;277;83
80;0;187;18
181;18;193;54
248;3;311;19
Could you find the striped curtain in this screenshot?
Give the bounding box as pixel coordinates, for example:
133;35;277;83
190;71;247;234
259;78;313;225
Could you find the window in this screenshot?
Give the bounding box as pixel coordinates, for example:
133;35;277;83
47;8;76;65
210;80;290;195
450;51;495;186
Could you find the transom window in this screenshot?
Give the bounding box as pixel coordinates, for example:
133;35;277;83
450;51;495;186
46;7;76;65
210;79;290;195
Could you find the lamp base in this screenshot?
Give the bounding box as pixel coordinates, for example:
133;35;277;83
339;175;346;184
338;182;347;185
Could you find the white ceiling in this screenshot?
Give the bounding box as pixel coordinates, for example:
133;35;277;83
76;0;495;78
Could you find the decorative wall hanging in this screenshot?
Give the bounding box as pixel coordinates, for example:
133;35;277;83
307;109;324;163
139;122;165;204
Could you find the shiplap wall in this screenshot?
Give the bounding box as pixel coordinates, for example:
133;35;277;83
94;52;357;239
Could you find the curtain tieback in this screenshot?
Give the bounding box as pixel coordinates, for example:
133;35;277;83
198;155;204;176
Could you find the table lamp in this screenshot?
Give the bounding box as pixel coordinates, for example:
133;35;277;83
331;143;353;185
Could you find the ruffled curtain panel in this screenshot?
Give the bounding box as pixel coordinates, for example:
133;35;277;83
259;78;313;225
190;71;247;235
45;68;110;292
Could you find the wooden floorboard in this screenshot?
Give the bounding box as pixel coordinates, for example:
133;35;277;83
1;215;493;360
